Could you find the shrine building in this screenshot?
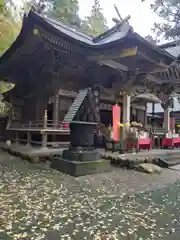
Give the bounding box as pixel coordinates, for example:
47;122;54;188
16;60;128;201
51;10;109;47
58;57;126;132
0;9;178;147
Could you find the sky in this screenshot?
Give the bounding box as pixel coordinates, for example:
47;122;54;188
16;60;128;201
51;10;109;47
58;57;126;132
78;0;161;37
13;0;161;37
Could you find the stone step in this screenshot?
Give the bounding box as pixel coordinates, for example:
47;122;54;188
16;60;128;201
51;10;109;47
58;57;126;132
169;164;180;170
167;159;180;167
165;155;180;160
161;154;180;167
63;89;88;123
166;154;180;159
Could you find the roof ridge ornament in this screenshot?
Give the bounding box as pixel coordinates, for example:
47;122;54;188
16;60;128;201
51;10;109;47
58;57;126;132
113;4;131;30
92;5;132;43
30;0;45;14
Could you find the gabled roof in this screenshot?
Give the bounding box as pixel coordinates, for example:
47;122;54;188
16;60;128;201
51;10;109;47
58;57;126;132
0;9;176;79
159;41;180;58
29;11;134;48
32;11;175;59
41;12;132;46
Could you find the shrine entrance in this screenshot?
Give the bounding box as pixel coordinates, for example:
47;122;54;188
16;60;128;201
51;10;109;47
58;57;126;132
100;110;112;126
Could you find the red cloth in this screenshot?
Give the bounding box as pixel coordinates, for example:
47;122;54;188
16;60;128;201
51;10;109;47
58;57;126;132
126;138;152;151
138;138;152;150
162;137;180;147
62;123;69;129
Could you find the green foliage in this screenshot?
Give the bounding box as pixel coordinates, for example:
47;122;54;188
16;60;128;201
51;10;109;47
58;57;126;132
50;0;81;26
0;81;14;93
144;35;158;44
0;14;20;55
0;12;19;98
0;0;5;14
81;0;108;36
0;14;19;94
145;0;180;40
26;0;108;36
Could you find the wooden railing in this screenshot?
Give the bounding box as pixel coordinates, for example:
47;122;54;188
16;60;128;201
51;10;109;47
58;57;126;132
7;119;70;131
146;125;165;136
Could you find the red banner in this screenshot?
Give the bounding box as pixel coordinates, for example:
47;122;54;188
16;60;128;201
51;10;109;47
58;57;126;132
170;117;175;132
112;104;121;142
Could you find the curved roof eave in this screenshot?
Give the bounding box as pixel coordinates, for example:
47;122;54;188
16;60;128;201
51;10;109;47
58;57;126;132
0;10;130;67
34;12;176;63
32;11;177;59
29;11;131;49
134;34;175;62
0;10;176;69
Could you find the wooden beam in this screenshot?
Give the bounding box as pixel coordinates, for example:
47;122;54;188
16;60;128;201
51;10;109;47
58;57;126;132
136;51;169;70
99;60;128;71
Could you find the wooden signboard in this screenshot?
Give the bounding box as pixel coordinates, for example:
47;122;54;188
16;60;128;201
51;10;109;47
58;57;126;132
120;47;137;58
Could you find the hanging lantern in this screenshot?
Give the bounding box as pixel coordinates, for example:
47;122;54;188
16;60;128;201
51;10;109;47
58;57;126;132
112;104;121;142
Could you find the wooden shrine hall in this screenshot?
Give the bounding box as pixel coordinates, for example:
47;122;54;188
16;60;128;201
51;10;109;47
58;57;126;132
0;9;179;148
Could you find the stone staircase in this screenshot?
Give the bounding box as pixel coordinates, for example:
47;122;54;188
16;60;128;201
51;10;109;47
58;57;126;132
150;151;180;168
63;89;88;123
163;152;180;167
63;88;110;139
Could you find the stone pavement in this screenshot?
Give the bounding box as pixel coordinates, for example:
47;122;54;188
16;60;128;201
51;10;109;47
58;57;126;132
0;151;180;239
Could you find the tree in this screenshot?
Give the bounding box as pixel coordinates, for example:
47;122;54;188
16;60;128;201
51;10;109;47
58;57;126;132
144;35;158;45
81;0;108;36
0;15;18;93
48;0;81;26
0;2;20;94
144;0;180;40
0;0;5;14
0;14;20;55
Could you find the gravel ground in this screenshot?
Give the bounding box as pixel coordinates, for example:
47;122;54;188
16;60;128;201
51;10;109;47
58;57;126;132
0;151;180;240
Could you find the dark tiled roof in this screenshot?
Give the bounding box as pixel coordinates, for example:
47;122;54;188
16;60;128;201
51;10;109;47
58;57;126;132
0;10;176;74
164;46;180;58
27;11;174;64
159;41;180;57
34;11;132;46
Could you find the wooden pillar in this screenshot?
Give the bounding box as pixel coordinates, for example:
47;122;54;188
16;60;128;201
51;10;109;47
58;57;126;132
53;94;59;128
144;102;147;128
122;92;131;151
44;110;47;128
15;131;19;144
41;110;48;148
91;85;100;122
42;133;47;148
123;93;131;125
152;103;155;127
36;96;48;121
164;107;170;134
26;132;31;146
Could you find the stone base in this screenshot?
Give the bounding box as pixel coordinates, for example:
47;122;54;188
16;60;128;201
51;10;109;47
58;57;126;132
62;149;99;162
51;157;111;177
